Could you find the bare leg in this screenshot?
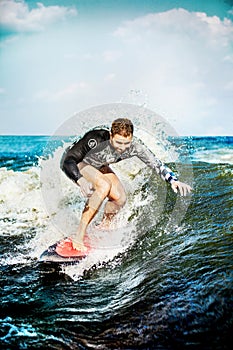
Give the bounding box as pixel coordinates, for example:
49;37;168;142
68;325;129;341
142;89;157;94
102;172;126;219
98;199;124;229
73;190;109;251
73;165;126;251
73;178;111;251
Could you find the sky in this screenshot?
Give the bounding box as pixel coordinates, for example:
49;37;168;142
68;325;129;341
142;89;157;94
0;0;233;135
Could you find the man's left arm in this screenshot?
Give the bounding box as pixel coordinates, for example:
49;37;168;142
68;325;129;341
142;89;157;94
134;142;192;196
170;179;192;196
157;164;192;196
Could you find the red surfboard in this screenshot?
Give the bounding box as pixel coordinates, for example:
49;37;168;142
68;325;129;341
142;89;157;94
39;237;91;263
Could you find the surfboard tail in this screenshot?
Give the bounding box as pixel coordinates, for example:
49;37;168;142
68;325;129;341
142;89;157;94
39;237;90;263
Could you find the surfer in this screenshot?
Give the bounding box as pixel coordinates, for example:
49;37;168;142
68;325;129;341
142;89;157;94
61;118;192;252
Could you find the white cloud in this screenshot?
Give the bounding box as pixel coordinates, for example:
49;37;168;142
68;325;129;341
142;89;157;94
34;82;89;101
0;0;77;33
114;8;233;54
115;8;233;38
224;80;233;91
223;54;233;63
53;83;80;100
1;7;233;135
112;8;233;134
102;50;122;62
104;73;116;81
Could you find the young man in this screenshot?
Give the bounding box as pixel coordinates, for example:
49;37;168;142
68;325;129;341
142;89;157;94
61;118;192;252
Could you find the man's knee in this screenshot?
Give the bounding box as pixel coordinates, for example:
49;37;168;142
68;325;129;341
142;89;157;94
114;191;127;208
95;176;111;198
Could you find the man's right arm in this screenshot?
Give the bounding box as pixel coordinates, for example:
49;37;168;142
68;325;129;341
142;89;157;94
60;134;90;183
61;154;82;183
60;129;110;183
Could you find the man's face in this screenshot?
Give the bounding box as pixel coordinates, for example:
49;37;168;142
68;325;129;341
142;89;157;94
110;133;133;154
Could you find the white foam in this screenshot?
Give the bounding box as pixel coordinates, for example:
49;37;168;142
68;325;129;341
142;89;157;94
0;167;49;237
61;223;137;281
0;317;38;341
0;137;172;276
193;148;233;164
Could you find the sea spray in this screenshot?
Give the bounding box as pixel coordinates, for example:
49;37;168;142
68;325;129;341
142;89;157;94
0;135;232;349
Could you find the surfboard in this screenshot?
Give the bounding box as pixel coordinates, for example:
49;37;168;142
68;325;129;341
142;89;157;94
39;237;91;263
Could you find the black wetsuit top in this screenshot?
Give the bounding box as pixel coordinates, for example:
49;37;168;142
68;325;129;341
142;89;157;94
61;129;178;184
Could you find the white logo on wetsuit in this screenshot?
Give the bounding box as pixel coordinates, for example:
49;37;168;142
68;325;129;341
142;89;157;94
88;138;97;149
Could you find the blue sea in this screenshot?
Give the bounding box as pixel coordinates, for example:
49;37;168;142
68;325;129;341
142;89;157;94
0;135;232;349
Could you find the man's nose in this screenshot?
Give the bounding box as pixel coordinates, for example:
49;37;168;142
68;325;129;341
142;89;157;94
119;144;127;151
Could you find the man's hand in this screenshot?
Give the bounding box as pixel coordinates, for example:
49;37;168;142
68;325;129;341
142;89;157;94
171;181;192;196
77;177;94;197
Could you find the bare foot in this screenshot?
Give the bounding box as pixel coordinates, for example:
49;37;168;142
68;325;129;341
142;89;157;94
72;240;88;252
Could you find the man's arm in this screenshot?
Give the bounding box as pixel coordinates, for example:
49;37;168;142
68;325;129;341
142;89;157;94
157;164;178;184
170;181;192;196
61;155;82;182
133;142;192;196
60;128;110;183
60;137;88;182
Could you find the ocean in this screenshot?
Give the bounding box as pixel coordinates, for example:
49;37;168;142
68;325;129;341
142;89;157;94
0;135;232;349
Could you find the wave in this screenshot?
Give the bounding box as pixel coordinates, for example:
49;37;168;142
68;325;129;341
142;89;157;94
192;147;233;164
0;158;157;280
167;136;233;165
0;140;232;348
0;140;193;280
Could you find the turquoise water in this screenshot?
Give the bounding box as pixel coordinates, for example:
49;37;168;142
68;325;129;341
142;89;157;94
0;135;232;349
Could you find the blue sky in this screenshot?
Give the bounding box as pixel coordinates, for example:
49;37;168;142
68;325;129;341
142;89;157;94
0;0;233;135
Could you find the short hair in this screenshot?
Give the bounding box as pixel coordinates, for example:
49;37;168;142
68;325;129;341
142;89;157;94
111;118;134;137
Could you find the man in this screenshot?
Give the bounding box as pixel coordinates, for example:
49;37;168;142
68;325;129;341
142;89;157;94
61;118;192;252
